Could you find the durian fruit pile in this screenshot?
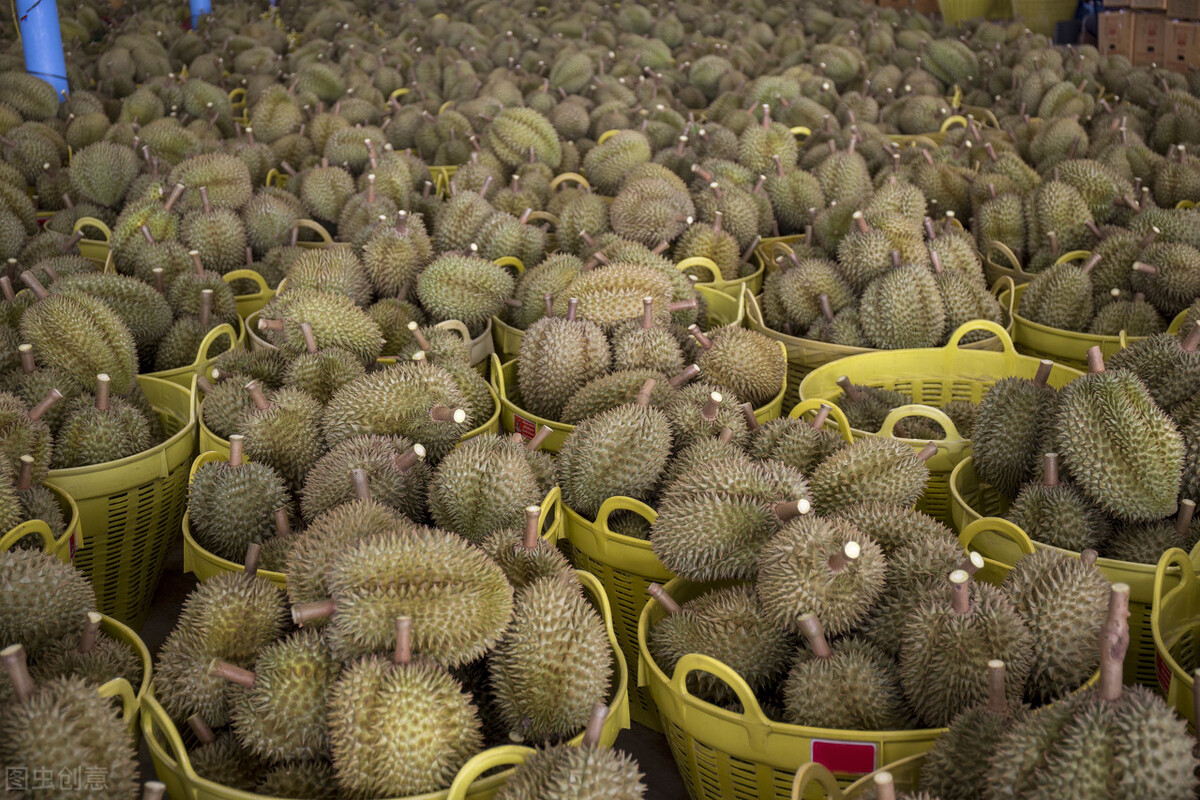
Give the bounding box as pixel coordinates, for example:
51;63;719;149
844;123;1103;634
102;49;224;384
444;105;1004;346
151;532;622;799
642;414;1114;733
831;375;978;440
971;341;1200;565
863;585;1199;800
0;548;143;800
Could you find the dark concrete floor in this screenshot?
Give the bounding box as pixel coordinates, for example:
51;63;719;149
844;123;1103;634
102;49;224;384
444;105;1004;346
137;538;692;799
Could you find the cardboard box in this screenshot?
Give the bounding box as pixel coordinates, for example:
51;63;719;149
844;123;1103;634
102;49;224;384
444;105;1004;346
1134;11;1169;64
1132;0;1168;9
1167;0;1200;17
1099;11;1136;56
1166;19;1200;70
1108;0;1132;7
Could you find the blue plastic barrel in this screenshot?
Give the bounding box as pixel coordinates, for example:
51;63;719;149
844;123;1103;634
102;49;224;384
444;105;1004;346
16;0;68;101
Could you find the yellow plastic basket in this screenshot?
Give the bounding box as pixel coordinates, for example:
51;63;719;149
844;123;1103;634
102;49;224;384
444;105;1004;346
46;376;198;629
0;482;82;562
223;269;277;321
182;445;563;587
984;240;1039;291
947;456;1010;533
747;290;1014;409
565;399;852;731
142;569;630;800
293;219;349;251
431;165;459;198
959;515;1185;688
71;216;112;267
492;338;787;454
792;754;928;800
1012;0;1077;35
145;322;243;389
678;254;765;300
490;283;746;363
1152;548;1200;730
638;578;947;800
797;320;1080;526
753;235;806;275
938;0;998;24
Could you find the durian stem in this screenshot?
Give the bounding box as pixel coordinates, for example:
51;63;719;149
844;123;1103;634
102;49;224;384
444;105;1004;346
1033;359;1053;387
245;381;271;410
186;714;216;745
890;249;901;269
429;405;465;424
647;583;682;615
20;271;48;300
566;297;580;322
929;249;943;275
299;322;319;354
1046;231;1059;257
688;325;712;350
394;444;425;472
987;659;1007;713
1081;254;1102;275
1043;453;1059;486
61;231;85;252
527;425;552;452
1098;583;1131;701
189;250;205;276
274;508;291;537
93;373;111;412
701;392;722;422
27;389;63;423
163;183;185;213
828;541;861;573
642;297;655;330
739;236;761;265
243;543;262;576
798;613;832;659
836;376;860;403
960;551;984;576
717;427;734;444
78;611;102;654
1086;346;1105;374
669;365;700;389
1182;325;1200;353
635;379;657;406
810;404;832;431
210;660;256;688
17;345;33;375
152;268;165;295
0;276;14;304
1081;549;1099;567
741;402;759;430
1177;499;1196;534
521;505;541;550
404;321;431;352
1;644;33;703
199;290;212;330
228;435;244;467
582;703;608;747
1138;227;1160;250
669;299;698;313
12;456;32;496
292;599;336;626
393;617;412;666
198;186;212;215
1085;220;1105;242
775;498;811;522
916;442;938;463
350;469;371;502
872;772;896;800
852;211;869;234
818;294;835;323
949;569;971;615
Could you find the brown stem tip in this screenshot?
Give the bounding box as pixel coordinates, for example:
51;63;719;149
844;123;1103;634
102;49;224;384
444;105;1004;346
987;659;1007;714
1;644;33;703
798;612;833;659
582;702;609;747
647;582;682;615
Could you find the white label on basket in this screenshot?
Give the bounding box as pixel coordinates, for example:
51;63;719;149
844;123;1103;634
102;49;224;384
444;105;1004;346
811;739;878;775
513;414;537;439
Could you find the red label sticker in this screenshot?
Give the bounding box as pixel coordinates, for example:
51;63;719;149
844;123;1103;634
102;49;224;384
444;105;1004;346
68;530;79;561
513;414;537;439
811;740;878;775
1156;653;1173;695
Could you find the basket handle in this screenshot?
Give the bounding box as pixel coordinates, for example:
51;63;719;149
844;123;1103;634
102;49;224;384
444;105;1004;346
72;216;112;242
669;652;772;726
1053;250;1093;266
434;319;473;342
1155;547;1196;610
677;256;722;287
537;486;562;545
985;240;1022;273
526;210;558;229
389;87;410;101
790;763;847;800
788;398;854;443
945;319;1016;356
549;172;590;192
489;353;506;395
577;570;621;674
264;168;287;188
790;125;811;139
228;87;246;105
445;745;536;800
949;84;964;108
97;677;138;729
189;323;237;371
959;516;1038;558
493;256;525;277
294;219;335;246
222;268;271;295
1177;200;1198;210
878;404;961;441
596;495;658;530
139;692;195;777
0;519;55;553
597;129;619;145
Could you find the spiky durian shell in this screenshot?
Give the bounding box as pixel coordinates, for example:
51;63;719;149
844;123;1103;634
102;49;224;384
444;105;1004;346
696;326;784;408
53;394;153;468
0;549;96;661
558;370;675;425
20;293;138;395
517;315;611;422
859;264;947;349
1005;480;1112;553
809;438;931;514
494;744;646;800
416;253;515;337
477;527;575;595
286;247;373;307
428;435;544;544
783;637;914;730
188;460;293;562
973;377;1060;499
285;500;404;608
